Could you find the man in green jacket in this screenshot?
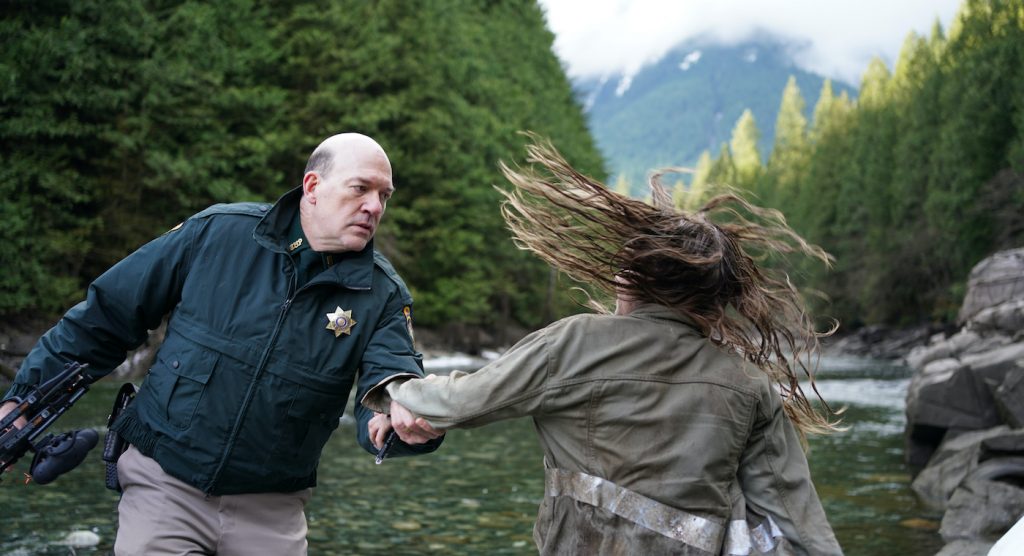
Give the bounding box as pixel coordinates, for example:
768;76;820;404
1;133;441;555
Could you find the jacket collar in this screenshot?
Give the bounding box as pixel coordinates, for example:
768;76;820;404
629;303;702;334
253;186;375;290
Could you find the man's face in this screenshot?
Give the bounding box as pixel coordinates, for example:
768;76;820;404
303;149;394;253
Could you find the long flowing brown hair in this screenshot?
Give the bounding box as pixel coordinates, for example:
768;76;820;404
497;138;841;436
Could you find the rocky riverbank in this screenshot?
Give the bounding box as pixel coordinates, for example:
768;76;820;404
821;322;942;362
902;248;1024;555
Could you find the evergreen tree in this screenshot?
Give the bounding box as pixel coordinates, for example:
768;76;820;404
793;85;855;321
0;0;151;314
675;150;712;211
729;109;762;188
882;29;947;322
706;143;737;188
794;80;847;242
8;0;1024;335
0;0;287;315
995;4;1024;249
844;57;898;322
764;77;809;210
925;0;1021;317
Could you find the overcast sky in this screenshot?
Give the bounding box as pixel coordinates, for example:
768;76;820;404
537;0;963;85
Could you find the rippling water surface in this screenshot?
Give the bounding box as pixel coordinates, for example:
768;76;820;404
0;357;944;555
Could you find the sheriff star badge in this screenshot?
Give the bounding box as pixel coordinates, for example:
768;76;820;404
325;307;356;337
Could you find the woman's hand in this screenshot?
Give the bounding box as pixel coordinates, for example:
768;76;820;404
389;400;445;444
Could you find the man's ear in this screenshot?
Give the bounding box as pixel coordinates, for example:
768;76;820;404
301;172;321;204
302;172;319;203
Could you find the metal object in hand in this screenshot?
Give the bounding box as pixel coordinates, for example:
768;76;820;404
375;430;397;465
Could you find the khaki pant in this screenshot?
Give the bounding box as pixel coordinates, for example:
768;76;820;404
115;446;312;556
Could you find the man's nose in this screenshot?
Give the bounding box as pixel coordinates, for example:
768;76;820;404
364;196;384;217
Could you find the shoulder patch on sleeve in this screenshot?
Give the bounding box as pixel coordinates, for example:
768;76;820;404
403;305;416;345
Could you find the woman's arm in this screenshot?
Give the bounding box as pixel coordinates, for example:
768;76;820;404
363;325;554;430
737;384;843;555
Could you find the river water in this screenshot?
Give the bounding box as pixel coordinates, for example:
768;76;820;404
0;356;944;555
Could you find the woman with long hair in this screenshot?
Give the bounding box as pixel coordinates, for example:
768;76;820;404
365;139;843;555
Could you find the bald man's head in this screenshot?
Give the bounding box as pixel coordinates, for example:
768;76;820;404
304;133;389;181
299;133;395;253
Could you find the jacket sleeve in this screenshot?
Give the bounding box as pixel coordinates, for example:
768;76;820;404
356;288;424;387
737;383;843;556
352;397;443;457
353;290;441;457
364;325;552;429
3;220;197;401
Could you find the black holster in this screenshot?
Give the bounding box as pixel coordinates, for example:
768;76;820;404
102;382;138;492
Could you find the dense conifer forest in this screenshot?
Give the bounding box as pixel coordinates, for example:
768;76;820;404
0;0;605;338
1;0;1021;341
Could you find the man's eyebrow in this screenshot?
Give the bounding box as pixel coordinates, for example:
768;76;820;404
346;174;392;187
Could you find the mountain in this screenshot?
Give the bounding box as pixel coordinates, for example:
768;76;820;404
574;38;857;191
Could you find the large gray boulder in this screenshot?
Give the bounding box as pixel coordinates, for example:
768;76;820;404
905;248;1024;470
905;328;1014;371
911;427;1024;510
958;248;1024;326
903;248;1024;552
994;367;1024;428
904;342;1024;469
939;470;1024;542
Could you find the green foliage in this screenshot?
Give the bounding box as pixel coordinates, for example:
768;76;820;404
729;109;762;187
763;76;810;208
924;0;1022;311
0;0;142;313
705;142;737;190
715;0;1024;328
0;0;604;333
674;151;712;211
801;85;851;310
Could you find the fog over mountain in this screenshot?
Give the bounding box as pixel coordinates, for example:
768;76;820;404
540;0;960;85
574;36;857;189
539;0;960;188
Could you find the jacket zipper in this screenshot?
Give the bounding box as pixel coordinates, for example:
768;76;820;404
205;255;369;493
203;292;292;493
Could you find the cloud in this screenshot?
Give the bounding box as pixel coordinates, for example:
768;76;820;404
538;0;962;85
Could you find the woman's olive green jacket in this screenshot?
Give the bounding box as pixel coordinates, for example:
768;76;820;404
367;304;841;555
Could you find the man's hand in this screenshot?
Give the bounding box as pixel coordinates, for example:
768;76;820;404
389;400;444;445
1;400;26;476
368;412;392;450
0;400;26;430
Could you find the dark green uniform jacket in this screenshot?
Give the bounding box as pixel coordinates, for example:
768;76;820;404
5;187;441;495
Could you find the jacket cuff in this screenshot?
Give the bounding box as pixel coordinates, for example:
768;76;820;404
360;373;419;413
2;382;35;404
